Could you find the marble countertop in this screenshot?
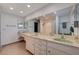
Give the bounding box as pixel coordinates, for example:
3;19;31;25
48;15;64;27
21;32;79;48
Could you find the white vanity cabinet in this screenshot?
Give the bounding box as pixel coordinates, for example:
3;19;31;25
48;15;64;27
34;38;47;55
25;36;35;54
22;33;79;55
47;41;79;55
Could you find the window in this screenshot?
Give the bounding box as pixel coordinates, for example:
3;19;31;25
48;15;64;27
62;22;67;29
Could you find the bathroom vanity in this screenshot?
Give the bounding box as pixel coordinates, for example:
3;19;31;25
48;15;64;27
19;4;79;55
21;32;79;55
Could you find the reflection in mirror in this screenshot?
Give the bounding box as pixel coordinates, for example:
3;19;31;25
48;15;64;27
18;23;24;29
57;6;75;36
34;19;40;33
55;4;79;42
24;21;28;31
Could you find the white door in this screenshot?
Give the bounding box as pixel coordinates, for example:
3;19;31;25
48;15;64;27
1;14;18;45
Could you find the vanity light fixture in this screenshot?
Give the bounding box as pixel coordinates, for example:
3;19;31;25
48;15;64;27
10;7;14;10
20;11;23;13
27;4;31;8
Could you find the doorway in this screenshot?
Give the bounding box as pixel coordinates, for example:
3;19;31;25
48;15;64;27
34;20;40;32
34;22;38;32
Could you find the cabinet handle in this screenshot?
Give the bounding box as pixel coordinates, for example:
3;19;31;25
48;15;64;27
48;50;51;53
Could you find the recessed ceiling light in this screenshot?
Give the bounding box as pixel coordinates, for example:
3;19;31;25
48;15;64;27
10;7;14;10
27;5;31;8
20;11;23;13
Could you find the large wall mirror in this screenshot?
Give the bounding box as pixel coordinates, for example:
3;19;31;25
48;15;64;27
57;6;73;35
56;4;79;36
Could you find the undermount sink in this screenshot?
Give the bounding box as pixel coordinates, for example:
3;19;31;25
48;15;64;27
54;38;73;43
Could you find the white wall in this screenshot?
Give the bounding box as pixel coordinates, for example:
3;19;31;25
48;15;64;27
0;13;1;47
1;13;24;45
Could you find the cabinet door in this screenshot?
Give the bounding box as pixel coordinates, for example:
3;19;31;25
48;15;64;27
34;46;40;55
26;36;34;54
34;39;46;55
47;41;68;55
39;40;47;55
47;41;79;55
25;36;29;49
38;44;46;55
47;46;54;55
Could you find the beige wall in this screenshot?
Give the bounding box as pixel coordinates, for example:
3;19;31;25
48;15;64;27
40;14;56;35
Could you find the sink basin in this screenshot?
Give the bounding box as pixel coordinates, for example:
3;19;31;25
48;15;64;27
54;38;72;43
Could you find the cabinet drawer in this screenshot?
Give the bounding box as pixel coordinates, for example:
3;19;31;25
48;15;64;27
35;44;46;50
39;39;46;45
54;48;67;55
35;39;46;45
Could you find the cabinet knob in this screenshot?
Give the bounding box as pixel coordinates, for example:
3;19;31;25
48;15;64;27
48;50;51;53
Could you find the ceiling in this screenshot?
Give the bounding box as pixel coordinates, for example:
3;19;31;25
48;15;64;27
56;6;73;16
0;3;48;17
